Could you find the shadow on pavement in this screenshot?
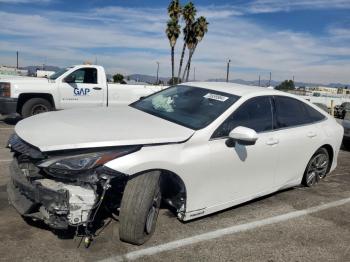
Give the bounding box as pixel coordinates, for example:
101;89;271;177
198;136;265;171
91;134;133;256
2;116;22;125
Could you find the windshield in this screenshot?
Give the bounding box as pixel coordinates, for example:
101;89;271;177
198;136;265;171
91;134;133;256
131;85;239;130
49;68;70;80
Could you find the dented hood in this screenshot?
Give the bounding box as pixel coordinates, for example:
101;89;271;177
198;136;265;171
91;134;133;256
15;106;194;152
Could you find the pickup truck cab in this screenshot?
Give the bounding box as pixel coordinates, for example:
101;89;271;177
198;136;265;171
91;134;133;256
0;65;164;118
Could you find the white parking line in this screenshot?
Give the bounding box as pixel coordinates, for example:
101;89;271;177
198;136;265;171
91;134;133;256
0;159;11;162
0;128;14;130
100;197;350;262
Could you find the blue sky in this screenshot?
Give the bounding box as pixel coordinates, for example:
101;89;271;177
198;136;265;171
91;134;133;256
0;0;350;84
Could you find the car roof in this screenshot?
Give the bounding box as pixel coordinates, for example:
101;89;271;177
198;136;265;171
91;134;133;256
182;82;282;97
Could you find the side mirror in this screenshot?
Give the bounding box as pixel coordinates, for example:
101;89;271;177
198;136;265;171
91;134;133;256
63;75;75;83
226;126;258;147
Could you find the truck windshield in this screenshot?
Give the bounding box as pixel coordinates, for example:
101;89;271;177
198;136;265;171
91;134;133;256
131;85;239;130
49;68;70;80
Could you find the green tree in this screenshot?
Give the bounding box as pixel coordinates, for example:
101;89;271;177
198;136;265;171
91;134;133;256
275;80;295;90
183;16;208;81
177;2;196;82
168;0;181;19
166;0;181;84
113;73;124;83
166;18;181;85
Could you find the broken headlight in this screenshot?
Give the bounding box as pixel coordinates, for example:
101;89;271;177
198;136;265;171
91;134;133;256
39;147;140;175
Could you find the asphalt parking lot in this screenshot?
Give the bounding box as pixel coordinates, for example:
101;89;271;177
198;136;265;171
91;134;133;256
0;119;349;262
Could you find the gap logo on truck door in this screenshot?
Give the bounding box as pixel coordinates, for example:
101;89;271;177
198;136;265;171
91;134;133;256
74;88;91;96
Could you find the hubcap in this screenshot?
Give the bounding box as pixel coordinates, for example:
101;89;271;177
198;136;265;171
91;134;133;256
31;104;49;115
306;153;328;186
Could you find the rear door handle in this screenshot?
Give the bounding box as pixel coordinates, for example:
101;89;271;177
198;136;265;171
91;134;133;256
307;132;317;138
93;87;102;90
266;138;279;146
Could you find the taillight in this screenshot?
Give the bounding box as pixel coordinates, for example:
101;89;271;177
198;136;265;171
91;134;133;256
0;82;11;97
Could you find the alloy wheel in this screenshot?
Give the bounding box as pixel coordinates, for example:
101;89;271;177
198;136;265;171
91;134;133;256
305;153;329;186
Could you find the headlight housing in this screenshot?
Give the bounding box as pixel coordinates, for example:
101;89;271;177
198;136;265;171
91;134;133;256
39;147;140;175
0;82;11;97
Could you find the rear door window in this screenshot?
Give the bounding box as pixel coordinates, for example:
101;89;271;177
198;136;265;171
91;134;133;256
274;96;325;129
304;103;326;122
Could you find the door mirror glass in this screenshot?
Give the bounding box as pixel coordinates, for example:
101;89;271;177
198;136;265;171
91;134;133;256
227;126;258;146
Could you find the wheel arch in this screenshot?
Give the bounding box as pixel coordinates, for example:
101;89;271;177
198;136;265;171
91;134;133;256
17;93;56;114
129;168;187;217
320;144;334;173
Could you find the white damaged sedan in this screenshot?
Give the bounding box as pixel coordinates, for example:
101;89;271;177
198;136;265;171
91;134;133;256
7;82;344;245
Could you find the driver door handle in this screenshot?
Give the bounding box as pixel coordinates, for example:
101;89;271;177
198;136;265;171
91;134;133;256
93;87;102;90
266;138;279;146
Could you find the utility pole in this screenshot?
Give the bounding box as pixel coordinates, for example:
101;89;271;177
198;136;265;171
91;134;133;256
268;72;272;86
193;67;196;81
293;75;295;82
226;59;231;82
156;61;160;85
258;75;261;86
16;51;19;69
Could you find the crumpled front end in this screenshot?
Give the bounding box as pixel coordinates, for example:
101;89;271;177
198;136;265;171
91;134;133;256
7;133;127;230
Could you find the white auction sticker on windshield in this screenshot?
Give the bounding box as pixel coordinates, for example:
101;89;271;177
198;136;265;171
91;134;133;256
204;93;229;102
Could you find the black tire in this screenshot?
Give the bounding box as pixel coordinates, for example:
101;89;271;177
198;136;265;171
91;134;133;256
342;110;346;119
343;139;350;150
302;148;330;187
119;171;161;245
21;98;52;118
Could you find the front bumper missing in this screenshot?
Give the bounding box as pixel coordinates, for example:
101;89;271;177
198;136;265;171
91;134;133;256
7;160;97;229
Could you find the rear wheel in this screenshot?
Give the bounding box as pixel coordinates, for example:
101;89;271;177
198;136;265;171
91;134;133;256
303;148;329;187
21;98;52;118
119;171;161;245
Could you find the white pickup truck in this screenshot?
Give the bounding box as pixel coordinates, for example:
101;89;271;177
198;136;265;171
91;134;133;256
0;65;164;118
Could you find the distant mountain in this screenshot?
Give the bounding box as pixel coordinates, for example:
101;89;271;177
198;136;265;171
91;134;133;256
126;74;170;84
207;78;349;88
21;65;61;76
19;65;349;88
327;83;349;88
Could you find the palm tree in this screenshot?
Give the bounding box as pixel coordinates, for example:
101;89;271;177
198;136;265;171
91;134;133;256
166;0;181;84
177;2;196;82
183;16;208;81
166;18;181;84
168;0;181;20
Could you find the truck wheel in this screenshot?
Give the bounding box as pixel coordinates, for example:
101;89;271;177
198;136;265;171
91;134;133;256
21;98;52;118
119;171;161;245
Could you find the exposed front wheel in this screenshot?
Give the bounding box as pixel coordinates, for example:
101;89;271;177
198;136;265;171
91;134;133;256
21;98;52;118
119;171;161;245
303;148;329;187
